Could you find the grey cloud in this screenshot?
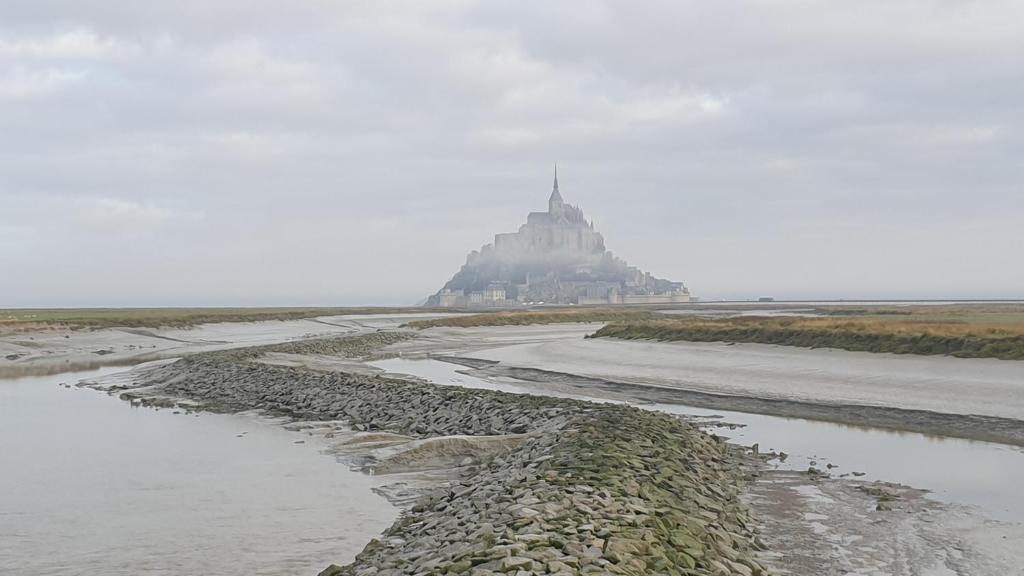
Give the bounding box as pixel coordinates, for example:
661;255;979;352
1;0;1022;306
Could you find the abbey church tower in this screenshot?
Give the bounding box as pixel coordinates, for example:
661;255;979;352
548;165;565;216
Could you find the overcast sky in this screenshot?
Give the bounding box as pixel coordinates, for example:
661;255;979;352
2;1;1022;307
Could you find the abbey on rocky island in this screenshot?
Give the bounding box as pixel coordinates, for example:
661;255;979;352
427;168;693;307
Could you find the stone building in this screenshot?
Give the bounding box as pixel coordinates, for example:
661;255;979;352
427;168;693;307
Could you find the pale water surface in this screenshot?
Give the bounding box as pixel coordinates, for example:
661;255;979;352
0;367;395;576
371;357;1024;522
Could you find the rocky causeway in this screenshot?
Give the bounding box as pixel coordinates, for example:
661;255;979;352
106;332;769;576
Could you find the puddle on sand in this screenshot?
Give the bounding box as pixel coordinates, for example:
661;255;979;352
371;357;1024;523
651;402;1024;522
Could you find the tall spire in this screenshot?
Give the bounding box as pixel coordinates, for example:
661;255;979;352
548;162;564;214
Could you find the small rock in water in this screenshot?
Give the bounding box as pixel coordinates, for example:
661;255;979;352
807;466;828;478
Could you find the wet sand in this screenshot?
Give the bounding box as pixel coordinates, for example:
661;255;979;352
384;324;1024;444
8;318;1024;575
371;356;1024;521
747;472;1024;576
0;313;450;378
458;331;1024;419
371;337;1024;575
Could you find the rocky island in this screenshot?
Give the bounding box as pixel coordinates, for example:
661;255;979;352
427;169;693;307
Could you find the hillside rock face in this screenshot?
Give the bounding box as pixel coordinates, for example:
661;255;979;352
427;170;692;307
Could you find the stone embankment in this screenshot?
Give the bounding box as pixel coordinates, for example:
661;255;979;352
124;333;769;576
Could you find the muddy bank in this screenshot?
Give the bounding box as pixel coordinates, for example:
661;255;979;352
368;357;1024;575
414;333;1024;428
113;333;769;576
747;471;1023;575
0;312;446;379
435;355;1024;446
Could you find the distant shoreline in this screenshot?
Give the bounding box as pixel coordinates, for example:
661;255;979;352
0;306;446;332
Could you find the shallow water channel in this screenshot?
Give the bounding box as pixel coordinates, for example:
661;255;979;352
0;367;395;575
370;357;1024;523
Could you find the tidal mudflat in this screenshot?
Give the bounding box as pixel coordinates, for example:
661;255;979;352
390;325;1024;444
371;357;1024;521
377;325;1024;574
0;312;455;379
0;367;395;576
453;335;1024;421
4;316;1024;575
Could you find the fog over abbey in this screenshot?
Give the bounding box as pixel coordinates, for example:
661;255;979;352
428;168;692;307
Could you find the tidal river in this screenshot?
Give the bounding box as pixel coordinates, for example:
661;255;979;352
0;367;396;576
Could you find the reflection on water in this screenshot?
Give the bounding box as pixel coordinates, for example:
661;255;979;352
0;367;395;576
372;358;1024;522
0;357;144;379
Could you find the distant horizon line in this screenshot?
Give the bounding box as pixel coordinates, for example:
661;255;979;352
3;298;1024;311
